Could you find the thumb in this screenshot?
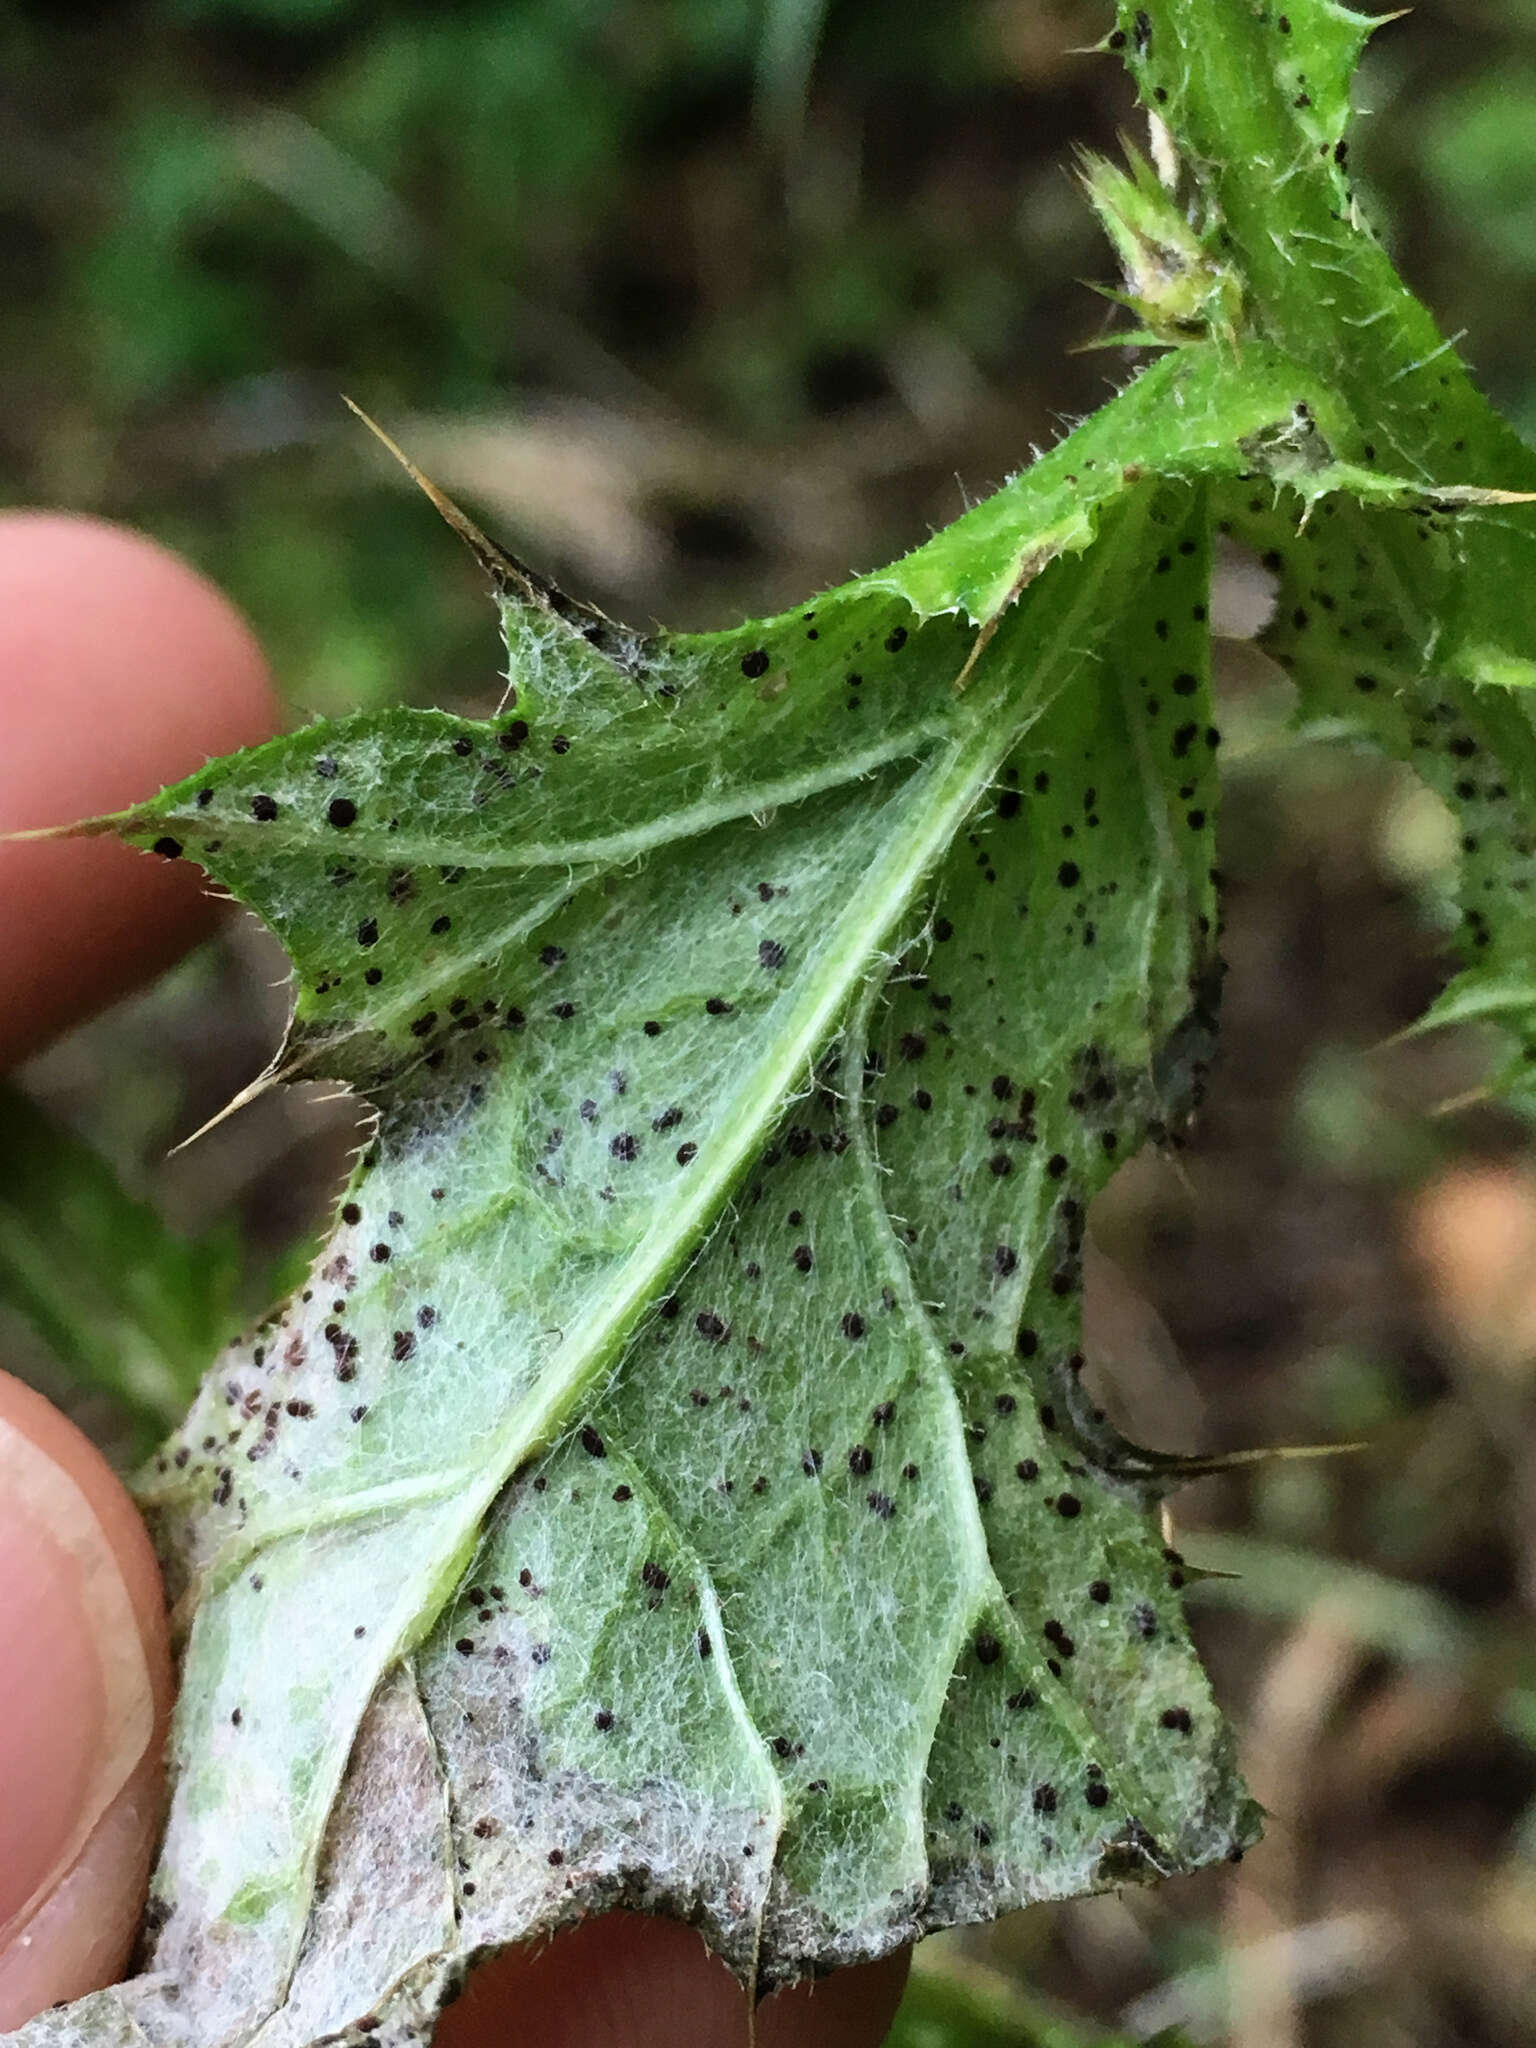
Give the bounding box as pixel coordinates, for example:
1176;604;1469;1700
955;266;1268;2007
0;1372;173;2029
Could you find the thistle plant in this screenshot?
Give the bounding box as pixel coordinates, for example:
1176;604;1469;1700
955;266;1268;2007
13;5;1536;2044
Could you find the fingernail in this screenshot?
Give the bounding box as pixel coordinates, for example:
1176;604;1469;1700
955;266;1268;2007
0;1417;155;1938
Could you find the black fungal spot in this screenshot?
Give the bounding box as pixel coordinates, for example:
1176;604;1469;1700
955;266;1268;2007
993;1245;1018;1276
609;1133;638;1161
705;996;734;1016
356;918;379;948
676;1143;698;1165
250;794;278;821
867;1492;895;1518
594;1709;615;1731
758;938;786;971
640;1560;670;1592
151;836;182;860
327;797;357;829
989;1154;1013;1177
580;1425;606;1458
499;720;530;751
695;1310;729;1342
392;1330;416;1363
884;626;908;652
848;1444;873;1476
802;1448;824;1476
370;1243;391;1264
1033;1784;1058;1814
341;1202;361;1225
1161;1705;1193;1733
1089;1579;1111;1604
842;1312;866;1340
741;649;770;678
1056;1493;1082;1518
973;1631;1002;1666
1086;1782;1110;1809
1057;862;1080;889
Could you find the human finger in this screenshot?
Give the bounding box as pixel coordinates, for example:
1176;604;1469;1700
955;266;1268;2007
0;512;279;1067
435;1908;910;2048
0;1371;175;2028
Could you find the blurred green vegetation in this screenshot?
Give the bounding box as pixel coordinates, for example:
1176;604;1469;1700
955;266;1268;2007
6;3;1536;2043
0;0;1107;713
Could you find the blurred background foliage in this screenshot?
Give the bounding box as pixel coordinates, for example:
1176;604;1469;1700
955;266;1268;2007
4;1;1536;2043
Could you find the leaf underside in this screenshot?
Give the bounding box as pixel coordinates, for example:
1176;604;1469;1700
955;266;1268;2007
12;6;1536;2047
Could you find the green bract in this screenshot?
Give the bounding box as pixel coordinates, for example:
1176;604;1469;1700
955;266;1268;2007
15;7;1536;2045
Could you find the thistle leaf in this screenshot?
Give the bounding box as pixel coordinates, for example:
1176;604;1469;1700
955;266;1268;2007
14;8;1536;2047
